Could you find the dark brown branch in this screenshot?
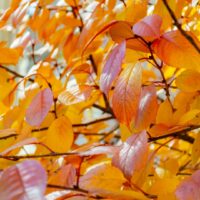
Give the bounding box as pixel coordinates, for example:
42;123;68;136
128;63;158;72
47;184;88;194
0;152;78;161
72;116;114;127
148;126;198;143
0;65;34;82
162;0;200;53
0;134;18;140
89;54;97;74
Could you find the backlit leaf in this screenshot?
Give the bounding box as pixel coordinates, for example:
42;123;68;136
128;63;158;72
134;85;158;130
100;41;126;96
176;70;200;92
112;63;142;126
112;130;148;179
132;14;162;40
45;116;74;152
26;88;53;126
176;170;200;200
0;160;47;200
152;31;200;71
58;85;94;106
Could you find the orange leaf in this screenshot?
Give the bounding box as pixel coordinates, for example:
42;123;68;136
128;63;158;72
134;85;158;130
132;14;162;40
152;31;200;71
25;88;53;126
176;70;200;92
112;63;142;126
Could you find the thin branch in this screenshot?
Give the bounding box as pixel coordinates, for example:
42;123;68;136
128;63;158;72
72;116;114;127
0;152;78;161
0;134;18;140
47;184;88;194
162;0;200;53
0;65;34;82
148;125;198;143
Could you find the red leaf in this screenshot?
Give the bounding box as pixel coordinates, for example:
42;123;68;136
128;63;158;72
26;88;53;126
100;41;126;96
0;160;47;200
112;64;142;126
176;170;200;200
132;14;162;40
134;85;158;130
112;131;148;179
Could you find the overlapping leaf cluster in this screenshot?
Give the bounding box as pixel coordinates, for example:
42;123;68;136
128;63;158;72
0;0;200;199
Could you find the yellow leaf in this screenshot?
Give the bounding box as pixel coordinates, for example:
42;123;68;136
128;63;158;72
156;100;174;126
45;116;74;152
192;133;200;165
0;44;22;65
176;70;200;92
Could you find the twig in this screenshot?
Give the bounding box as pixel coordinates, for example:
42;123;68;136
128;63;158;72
0;134;18;140
148;126;198;143
72;116;114;127
47;184;88;194
0;65;34;82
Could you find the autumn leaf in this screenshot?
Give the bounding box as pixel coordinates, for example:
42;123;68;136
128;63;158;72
0;160;47;200
112;130;149;180
25;88;53;126
175;170;200;200
100;41;126;96
0;43;23;65
132;14;162;40
58;85;94;106
134;85;158;131
112;63;142;126
45;116;74;152
152;31;200;71
176;70;200;92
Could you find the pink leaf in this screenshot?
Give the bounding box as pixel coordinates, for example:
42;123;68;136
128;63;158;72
100;41;126;96
132;14;162;39
176;170;200;200
0;160;47;200
112;131;148;179
26;88;53;126
134;85;158;130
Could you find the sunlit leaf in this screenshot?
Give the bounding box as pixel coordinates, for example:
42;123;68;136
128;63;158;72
112;63;142;126
100;41;126;96
134;85;158;130
112;130;148;180
0;160;47;200
152;31;200;71
176;70;200;92
176;170;200;200
132;14;162;40
26;88;53;126
58;85;94;106
45;116;74;152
